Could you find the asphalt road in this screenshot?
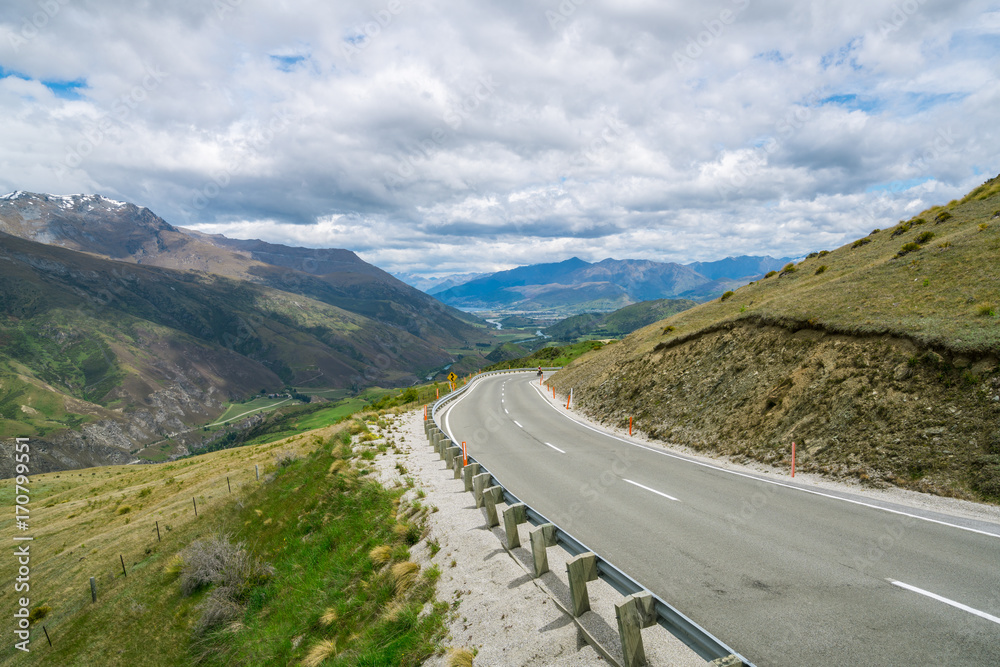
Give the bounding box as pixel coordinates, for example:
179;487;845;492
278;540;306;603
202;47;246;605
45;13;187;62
438;371;1000;666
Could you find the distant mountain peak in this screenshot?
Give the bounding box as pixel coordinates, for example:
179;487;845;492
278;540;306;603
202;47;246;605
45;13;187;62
2;191;132;209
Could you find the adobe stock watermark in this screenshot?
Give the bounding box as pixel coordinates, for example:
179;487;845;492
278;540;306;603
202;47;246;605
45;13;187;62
673;0;751;73
714;90;825;198
545;0;587;31
341;0;407;62
7;0;71;52
11;437;33;653
858;127;955;227
179;107;295;221
383;74;501;186
876;0;929;38
53;63;168;181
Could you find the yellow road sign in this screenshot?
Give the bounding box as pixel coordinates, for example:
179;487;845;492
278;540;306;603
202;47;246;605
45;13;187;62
448;372;457;382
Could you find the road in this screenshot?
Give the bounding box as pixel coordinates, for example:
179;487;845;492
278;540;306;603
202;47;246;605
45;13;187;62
437;371;1000;666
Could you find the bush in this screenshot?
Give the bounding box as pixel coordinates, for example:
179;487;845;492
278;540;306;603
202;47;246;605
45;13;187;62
275;450;299;467
779;263;796;276
897;242;921;256
764;270;778;278
851;237;871;249
915;231;934;244
979;223;990;232
819;250;830;256
179;535;274;633
891;222;912;237
662;325;676;334
977;303;996;317
934;211;952;224
720;290;735;301
814;265;828;275
27;605;50;625
911;217;927;225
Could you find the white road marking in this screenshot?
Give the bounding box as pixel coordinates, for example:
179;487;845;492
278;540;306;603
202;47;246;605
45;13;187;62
888;580;1000;625
504;407;509;413
526;381;1000;540
544;442;566;454
514;420;522;428
624;478;679;502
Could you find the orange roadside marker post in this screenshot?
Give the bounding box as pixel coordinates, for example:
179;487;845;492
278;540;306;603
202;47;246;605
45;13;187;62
566;389;572;409
424;405;427;421
791;441;796;477
462;441;467;466
629;416;632;436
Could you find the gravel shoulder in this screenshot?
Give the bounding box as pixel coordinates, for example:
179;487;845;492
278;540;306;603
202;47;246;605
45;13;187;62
366;410;705;667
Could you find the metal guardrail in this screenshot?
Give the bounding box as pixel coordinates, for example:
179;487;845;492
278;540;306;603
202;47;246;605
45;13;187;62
430;368;754;666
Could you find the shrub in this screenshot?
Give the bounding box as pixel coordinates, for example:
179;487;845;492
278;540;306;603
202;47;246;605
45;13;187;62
977;303;996;317
891;222;912;237
720;290;735;301
117;505;131;515
815;265;828;275
897;242;921;256
180;535;274;633
275;450;299;467
911;217;927;225
979;223;990;232
937;241;952;249
27;605;51;625
779;263;796;276
662;325;676;334
764;270;778;277
391;561;420;594
869;229;880;235
370;545;392;566
934;211;952;224
818;250;830;256
915;231;934;244
851;238;871;249
806;252;819;259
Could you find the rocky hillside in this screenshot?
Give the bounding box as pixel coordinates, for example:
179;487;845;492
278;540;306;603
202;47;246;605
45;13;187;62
551;177;1000;500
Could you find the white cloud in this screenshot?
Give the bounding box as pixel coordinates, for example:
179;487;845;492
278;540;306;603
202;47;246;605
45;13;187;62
0;0;997;276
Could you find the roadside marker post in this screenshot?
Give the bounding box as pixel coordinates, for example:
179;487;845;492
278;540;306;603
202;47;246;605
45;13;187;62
423;404;427;421
462;441;468;466
792;442;796;477
629;416;632;436
566;389;572;409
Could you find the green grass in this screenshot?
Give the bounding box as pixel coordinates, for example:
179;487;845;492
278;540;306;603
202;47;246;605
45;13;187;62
482;340;608;371
0;418;445;666
211;396;296;425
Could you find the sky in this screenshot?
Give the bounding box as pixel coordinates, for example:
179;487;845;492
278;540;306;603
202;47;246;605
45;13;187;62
1;0;998;278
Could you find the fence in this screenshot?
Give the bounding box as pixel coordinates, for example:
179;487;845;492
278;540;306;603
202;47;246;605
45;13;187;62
427;368;754;667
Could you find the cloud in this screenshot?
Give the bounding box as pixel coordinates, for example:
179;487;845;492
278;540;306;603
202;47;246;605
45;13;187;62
0;0;998;276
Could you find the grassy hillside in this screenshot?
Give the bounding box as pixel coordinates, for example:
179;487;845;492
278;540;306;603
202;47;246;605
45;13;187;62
544;298;697;340
0;413;446;666
552;177;1000;500
482;340;609;372
0;233;460;476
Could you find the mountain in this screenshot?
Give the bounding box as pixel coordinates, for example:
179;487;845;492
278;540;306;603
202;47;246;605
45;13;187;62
434;255;784;312
544;298;697;340
393;271;489;295
0;192;485;346
685;255;793;281
550;176;1000;500
0;192;491;476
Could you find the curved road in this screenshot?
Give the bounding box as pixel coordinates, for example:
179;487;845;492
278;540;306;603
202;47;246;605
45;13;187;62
437;371;1000;666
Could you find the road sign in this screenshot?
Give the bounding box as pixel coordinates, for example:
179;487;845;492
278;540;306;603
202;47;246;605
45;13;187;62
448;372;457;382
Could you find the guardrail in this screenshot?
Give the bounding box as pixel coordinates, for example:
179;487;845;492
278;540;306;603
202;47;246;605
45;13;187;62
427;368;754;667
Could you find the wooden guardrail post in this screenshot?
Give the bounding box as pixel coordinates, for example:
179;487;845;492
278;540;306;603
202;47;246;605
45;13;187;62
439;437;450;460
529;523;557;577
472;473;491;508
615;591;656;667
503;503;527;549
463;463;480;492
446;445;461;468
483;486;504;527
452;454;463;479
567;552;599;616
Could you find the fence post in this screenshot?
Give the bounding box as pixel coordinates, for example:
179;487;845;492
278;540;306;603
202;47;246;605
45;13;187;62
192;497;198;516
255;464;259;481
120;554;127;578
483;486;504;527
463;463;481;492
567;552;599;616
452;455;463;480
615;591;656;667
502;503;527;549
472;473;491;508
529;523;557;577
155;521;161;542
90;577;97;603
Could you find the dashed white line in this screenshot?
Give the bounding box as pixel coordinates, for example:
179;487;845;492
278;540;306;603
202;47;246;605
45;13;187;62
888;580;1000;625
504;408;509;414
514;420;522;428
544;442;566;454
624;479;679;502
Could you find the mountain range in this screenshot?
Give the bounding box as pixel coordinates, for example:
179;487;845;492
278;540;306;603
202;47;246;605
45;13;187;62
431;255;792;312
0;191;488;475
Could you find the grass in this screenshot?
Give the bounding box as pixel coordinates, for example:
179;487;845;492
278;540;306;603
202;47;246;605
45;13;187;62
0;415;446;666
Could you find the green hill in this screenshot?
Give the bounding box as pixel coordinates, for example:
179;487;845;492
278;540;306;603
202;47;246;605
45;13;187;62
0;233;455;477
551;176;1000;500
545;298;697;340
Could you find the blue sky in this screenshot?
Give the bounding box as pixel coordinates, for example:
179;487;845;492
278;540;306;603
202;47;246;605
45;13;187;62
0;0;998;276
